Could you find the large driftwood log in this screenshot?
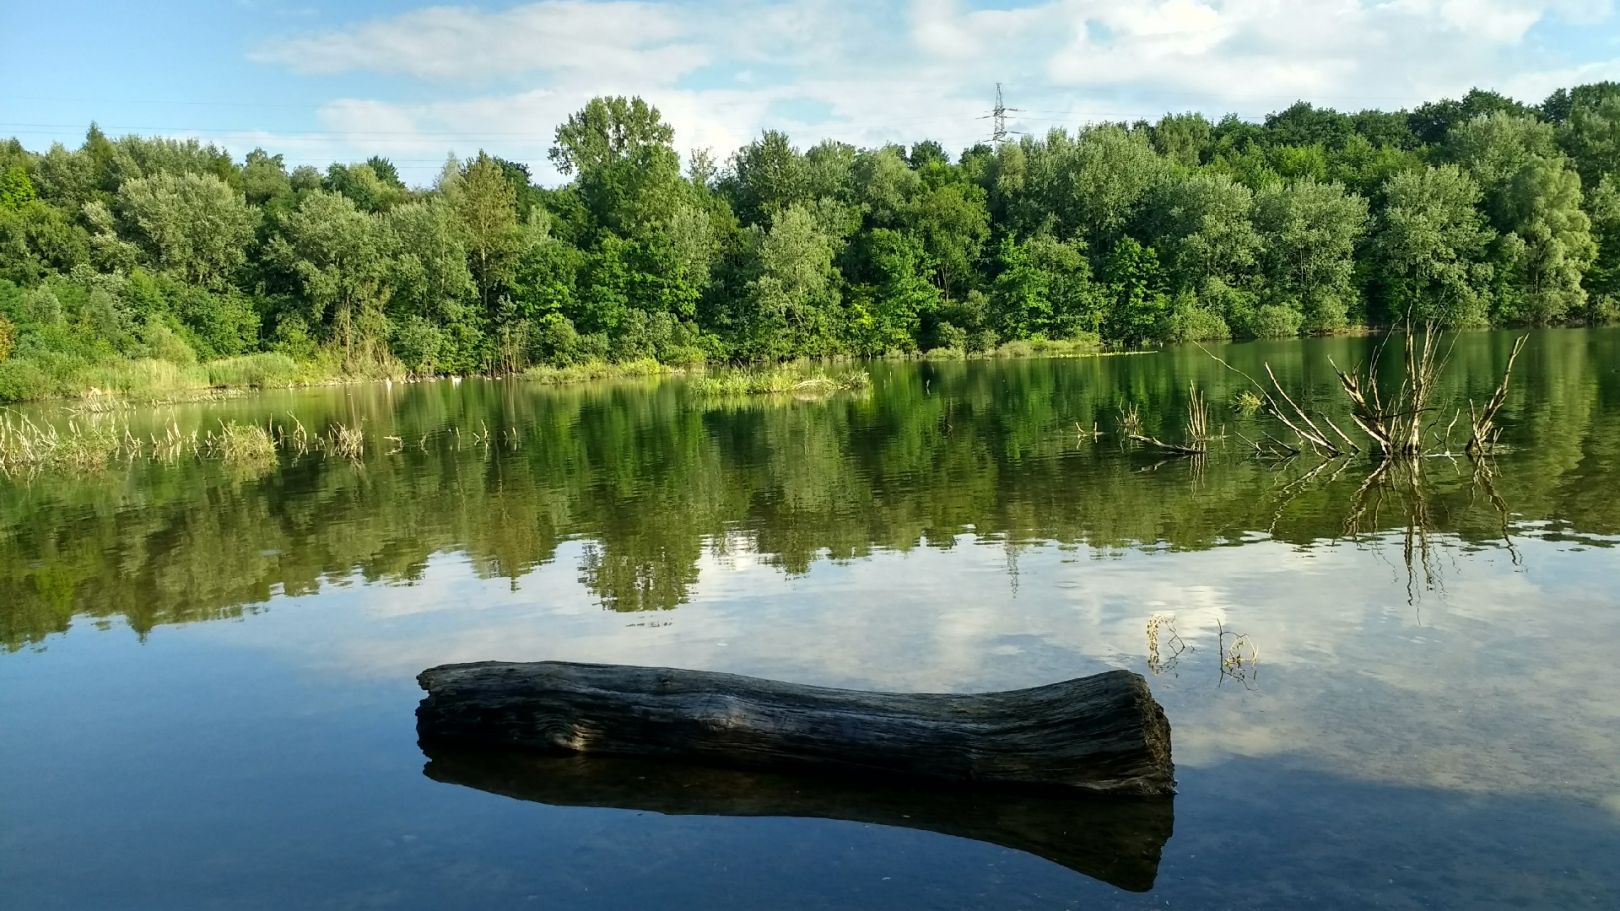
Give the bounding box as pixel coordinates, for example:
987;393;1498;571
424;746;1174;891
416;661;1174;796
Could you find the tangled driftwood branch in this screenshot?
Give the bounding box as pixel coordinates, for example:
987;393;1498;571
1327;327;1456;458
1201;326;1526;462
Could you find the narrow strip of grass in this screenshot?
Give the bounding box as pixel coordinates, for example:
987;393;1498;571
690;367;871;397
523;359;678;385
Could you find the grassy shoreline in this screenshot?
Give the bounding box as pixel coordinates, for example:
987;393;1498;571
1;325;1446;406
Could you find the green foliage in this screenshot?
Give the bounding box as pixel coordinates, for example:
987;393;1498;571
205;353;300;388
1164;291;1231;342
1243;302;1306;338
735;205;841;360
116;171;257;288
445;152;523;320
1150;113;1214;167
391;316;446;375
990;233;1102;340
0;357;53;402
264;190;392;367
1557;90;1620;189
846;228;937;355
1373;165;1496;326
1252;178;1368;331
1586;176;1620;321
1102;238;1170;346
0;84;1616;401
240;149;291;207
549;96;683;237
524;358;673;385
1141;171;1261;292
0;165;35;210
324;161;407;213
78;357;208;398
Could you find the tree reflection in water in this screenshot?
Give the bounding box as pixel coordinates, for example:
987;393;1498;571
2;330;1615;653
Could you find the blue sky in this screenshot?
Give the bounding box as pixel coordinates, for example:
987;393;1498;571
4;0;1618;185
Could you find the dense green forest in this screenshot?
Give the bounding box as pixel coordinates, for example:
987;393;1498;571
1;85;1618;401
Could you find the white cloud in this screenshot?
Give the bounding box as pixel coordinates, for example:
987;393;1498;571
250;0;708;84
237;0;1620;185
1045;0;1567;105
911;0;985;58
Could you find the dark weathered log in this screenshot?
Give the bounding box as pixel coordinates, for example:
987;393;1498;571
416;661;1174;796
423;746;1174;891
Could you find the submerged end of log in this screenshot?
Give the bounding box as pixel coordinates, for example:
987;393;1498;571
417;661;1174;796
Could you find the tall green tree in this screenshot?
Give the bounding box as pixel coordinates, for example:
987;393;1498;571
736;205;839;359
1372;165;1496;326
549;97;684;236
910;181;989;300
1447;114;1595;323
990;234;1101;339
724;131;808;227
1102;238;1169;345
1141;172;1261;294
116;172;257;289
1252;179;1369;330
264;190;392;364
444;152;522;320
1585;175;1620;320
385;198;478;370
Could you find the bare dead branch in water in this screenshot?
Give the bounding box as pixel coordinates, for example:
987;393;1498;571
1119;403;1143;437
1128;436;1208;455
1327;325;1452;458
1210;324;1523;463
1127;384;1217;456
1466;335;1528;456
1186;384;1209;442
1196;342;1347;456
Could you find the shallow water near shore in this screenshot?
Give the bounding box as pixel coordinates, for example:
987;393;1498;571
3;329;1619;909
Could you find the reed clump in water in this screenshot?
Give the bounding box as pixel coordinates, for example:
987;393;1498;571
1232;390;1264;415
203;421;277;466
0;409;377;476
324;421;366;460
0;412;124;474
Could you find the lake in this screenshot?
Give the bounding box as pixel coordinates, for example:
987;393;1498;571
3;329;1619;910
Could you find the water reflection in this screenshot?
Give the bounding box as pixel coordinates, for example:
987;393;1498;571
423;747;1174;892
4;330;1618;653
4;331;1620;909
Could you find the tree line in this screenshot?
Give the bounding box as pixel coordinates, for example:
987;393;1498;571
1;85;1617;400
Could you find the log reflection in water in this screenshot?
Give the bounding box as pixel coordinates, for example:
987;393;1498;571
422;745;1174;892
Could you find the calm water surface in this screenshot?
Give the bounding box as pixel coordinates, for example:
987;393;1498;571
3;330;1619;909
